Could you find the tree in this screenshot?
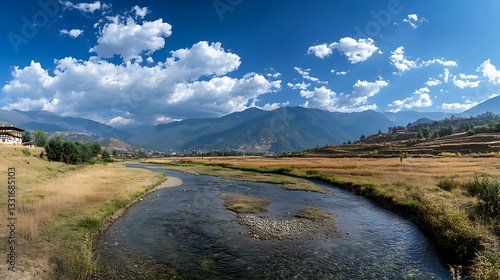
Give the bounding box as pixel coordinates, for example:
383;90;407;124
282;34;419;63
112;149;119;157
101;150;113;162
438;124;454;137
91;142;101;157
460;121;473;132
44;135;101;165
421;125;431;138
61;141;79;164
137;151;149;159
416;129;424;140
45;135;64;162
34;130;48;147
22;131;32;143
360;135;366;141
432;130;439;138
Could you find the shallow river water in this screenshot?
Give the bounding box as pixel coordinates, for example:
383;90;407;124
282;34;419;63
97;165;450;279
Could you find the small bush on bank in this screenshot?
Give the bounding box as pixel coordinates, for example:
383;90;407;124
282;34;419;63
465;176;500;219
437;177;460;191
470;252;500;280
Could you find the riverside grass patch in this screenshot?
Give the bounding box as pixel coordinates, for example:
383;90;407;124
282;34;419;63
295;208;333;221
219;193;271;213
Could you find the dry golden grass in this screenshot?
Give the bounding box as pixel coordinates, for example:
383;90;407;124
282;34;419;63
148;156;500;188
0;145;163;279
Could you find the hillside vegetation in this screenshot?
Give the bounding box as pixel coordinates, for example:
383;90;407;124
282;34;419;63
306;112;500;158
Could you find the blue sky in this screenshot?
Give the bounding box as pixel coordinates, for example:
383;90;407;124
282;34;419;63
2;0;500;127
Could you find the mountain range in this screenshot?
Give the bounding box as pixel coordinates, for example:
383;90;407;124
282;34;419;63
128;107;395;153
1;96;499;153
0;109;132;139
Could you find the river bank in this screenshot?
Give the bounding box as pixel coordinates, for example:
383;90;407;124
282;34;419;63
145;156;500;278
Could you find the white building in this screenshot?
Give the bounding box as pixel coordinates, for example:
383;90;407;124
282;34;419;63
0;125;25;145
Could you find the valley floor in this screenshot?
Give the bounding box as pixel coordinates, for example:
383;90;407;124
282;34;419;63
147;155;500;278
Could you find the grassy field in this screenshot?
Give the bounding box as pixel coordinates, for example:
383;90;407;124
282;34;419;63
0;145;167;279
147;156;500;278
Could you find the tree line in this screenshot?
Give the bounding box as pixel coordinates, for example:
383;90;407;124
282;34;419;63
23;130;111;164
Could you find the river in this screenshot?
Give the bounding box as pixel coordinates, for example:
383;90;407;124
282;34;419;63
97;165;450;279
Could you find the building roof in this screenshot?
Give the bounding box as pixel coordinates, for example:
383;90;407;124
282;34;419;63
0;124;25;132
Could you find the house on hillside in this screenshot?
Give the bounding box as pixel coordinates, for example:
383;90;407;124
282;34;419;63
0;124;25;145
22;141;36;148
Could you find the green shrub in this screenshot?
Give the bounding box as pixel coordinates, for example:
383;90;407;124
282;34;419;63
273;166;293;174
77;217;101;231
466;176;500;219
306;170;320;176
437;178;459;191
470;252;500;280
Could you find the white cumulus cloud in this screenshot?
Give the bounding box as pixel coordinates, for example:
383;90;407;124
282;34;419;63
459;73;479;79
132;6;149;18
421;59;458;67
425;78;441;87
403;14;427;29
60;29;84;38
298;79;387;113
477;59;500;84
388;87;432;112
287;82;310;90
390;46;457;75
390;46;418;74
293;67;327;84
90;16;172;62
308;37;379;64
441;100;479;112
307;44;332;59
452;76;480;89
61;1;110;13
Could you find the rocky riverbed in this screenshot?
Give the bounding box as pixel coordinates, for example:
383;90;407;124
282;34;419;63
235;214;341;240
